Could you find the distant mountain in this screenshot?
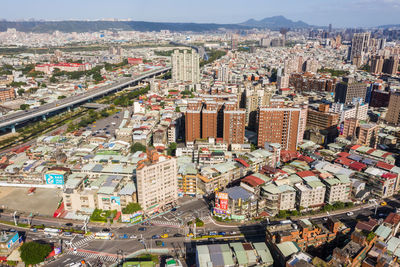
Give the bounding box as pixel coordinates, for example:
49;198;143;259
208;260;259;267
241;15;311;29
0;20;250;33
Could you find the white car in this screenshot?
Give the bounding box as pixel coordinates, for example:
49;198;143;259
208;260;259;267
346;212;354;216
130;235;137;239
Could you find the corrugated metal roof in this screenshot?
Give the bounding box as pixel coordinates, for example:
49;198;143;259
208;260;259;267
253;242;273;264
276;241;300;258
375;225;392;240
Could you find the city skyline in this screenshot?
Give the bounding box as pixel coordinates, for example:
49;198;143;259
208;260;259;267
1;0;400;28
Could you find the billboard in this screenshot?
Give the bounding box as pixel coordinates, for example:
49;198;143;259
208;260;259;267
7;233;19;248
45;174;64;185
110;196;121;206
215;192;229;211
213;208;229;215
121;211;143;223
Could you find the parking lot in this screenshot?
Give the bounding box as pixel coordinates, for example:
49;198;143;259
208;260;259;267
86;109;125;137
0;187;62;216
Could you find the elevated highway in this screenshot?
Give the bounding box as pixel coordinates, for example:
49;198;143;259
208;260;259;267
0;67;170;132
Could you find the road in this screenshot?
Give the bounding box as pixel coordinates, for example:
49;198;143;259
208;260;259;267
0;67;170;130
4;195;400;267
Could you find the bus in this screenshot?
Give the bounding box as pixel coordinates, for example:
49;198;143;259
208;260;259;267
94;232;113;240
44;228;62;236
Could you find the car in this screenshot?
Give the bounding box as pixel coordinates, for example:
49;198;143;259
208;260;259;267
346;212;354;216
152;235;160;239
30;228;38;232
105;131;110;134
208;238;216;242
138;227;147;231
229;231;238;235
65;223;73;227
163;229;170;233
130;235;137;239
218;232;226;236
323;217;328;221
173;233;183;237
102;228;111;232
119;234;129;239
187;233;194;237
381;201;387;206
208;231;218;236
161;234;168;238
171;208;177;212
63;232;72;236
73;247;77;254
378;213;387;218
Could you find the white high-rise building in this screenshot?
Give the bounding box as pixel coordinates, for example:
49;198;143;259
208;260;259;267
350;32;370;64
172;49;200;84
136;150;178;212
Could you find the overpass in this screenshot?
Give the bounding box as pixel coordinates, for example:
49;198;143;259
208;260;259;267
0;67;171;132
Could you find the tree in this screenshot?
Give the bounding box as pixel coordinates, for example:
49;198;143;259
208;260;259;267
50;76;58;83
175;106;181;112
195;218;204;227
122;203;142;214
20;104;30;110
20;242;52;265
39;99;47;105
130;142;147;153
167;142;177;156
17;88;25;96
58;95;66;99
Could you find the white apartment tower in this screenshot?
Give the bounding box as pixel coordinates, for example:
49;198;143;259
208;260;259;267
136;150;178;212
172;49;200;84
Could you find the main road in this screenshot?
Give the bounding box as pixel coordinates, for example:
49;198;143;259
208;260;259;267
0;67;171;131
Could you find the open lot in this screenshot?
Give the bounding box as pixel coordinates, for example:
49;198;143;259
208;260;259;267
0;187;62;216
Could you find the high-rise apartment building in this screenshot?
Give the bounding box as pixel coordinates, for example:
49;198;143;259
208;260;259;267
223;110;246;144
284;56;303;75
185;100;202;142
136;149;178;212
350;32;370;65
335;77;367;104
244;87;272;129
185;98;245;145
257;101;303;151
370;55;385;74
382;55;399;75
342;118;359;139
358;123;379;148
307;105;339;130
385;92;400;125
172;49;200;84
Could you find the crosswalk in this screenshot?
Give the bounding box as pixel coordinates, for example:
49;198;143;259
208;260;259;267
72;234;94;247
65;250;117;262
151;220;182;227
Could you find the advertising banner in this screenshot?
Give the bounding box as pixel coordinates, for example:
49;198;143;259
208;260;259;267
110;196;121;206
45;174;65;185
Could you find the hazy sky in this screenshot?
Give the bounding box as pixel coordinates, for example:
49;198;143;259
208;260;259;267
1;0;399;27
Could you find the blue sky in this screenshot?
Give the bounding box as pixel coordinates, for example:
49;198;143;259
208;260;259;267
1;0;399;27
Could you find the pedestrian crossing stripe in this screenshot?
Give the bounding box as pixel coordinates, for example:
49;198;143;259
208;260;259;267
65;251;117;262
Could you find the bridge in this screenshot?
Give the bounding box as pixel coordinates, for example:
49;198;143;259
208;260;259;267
0;67;171;133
